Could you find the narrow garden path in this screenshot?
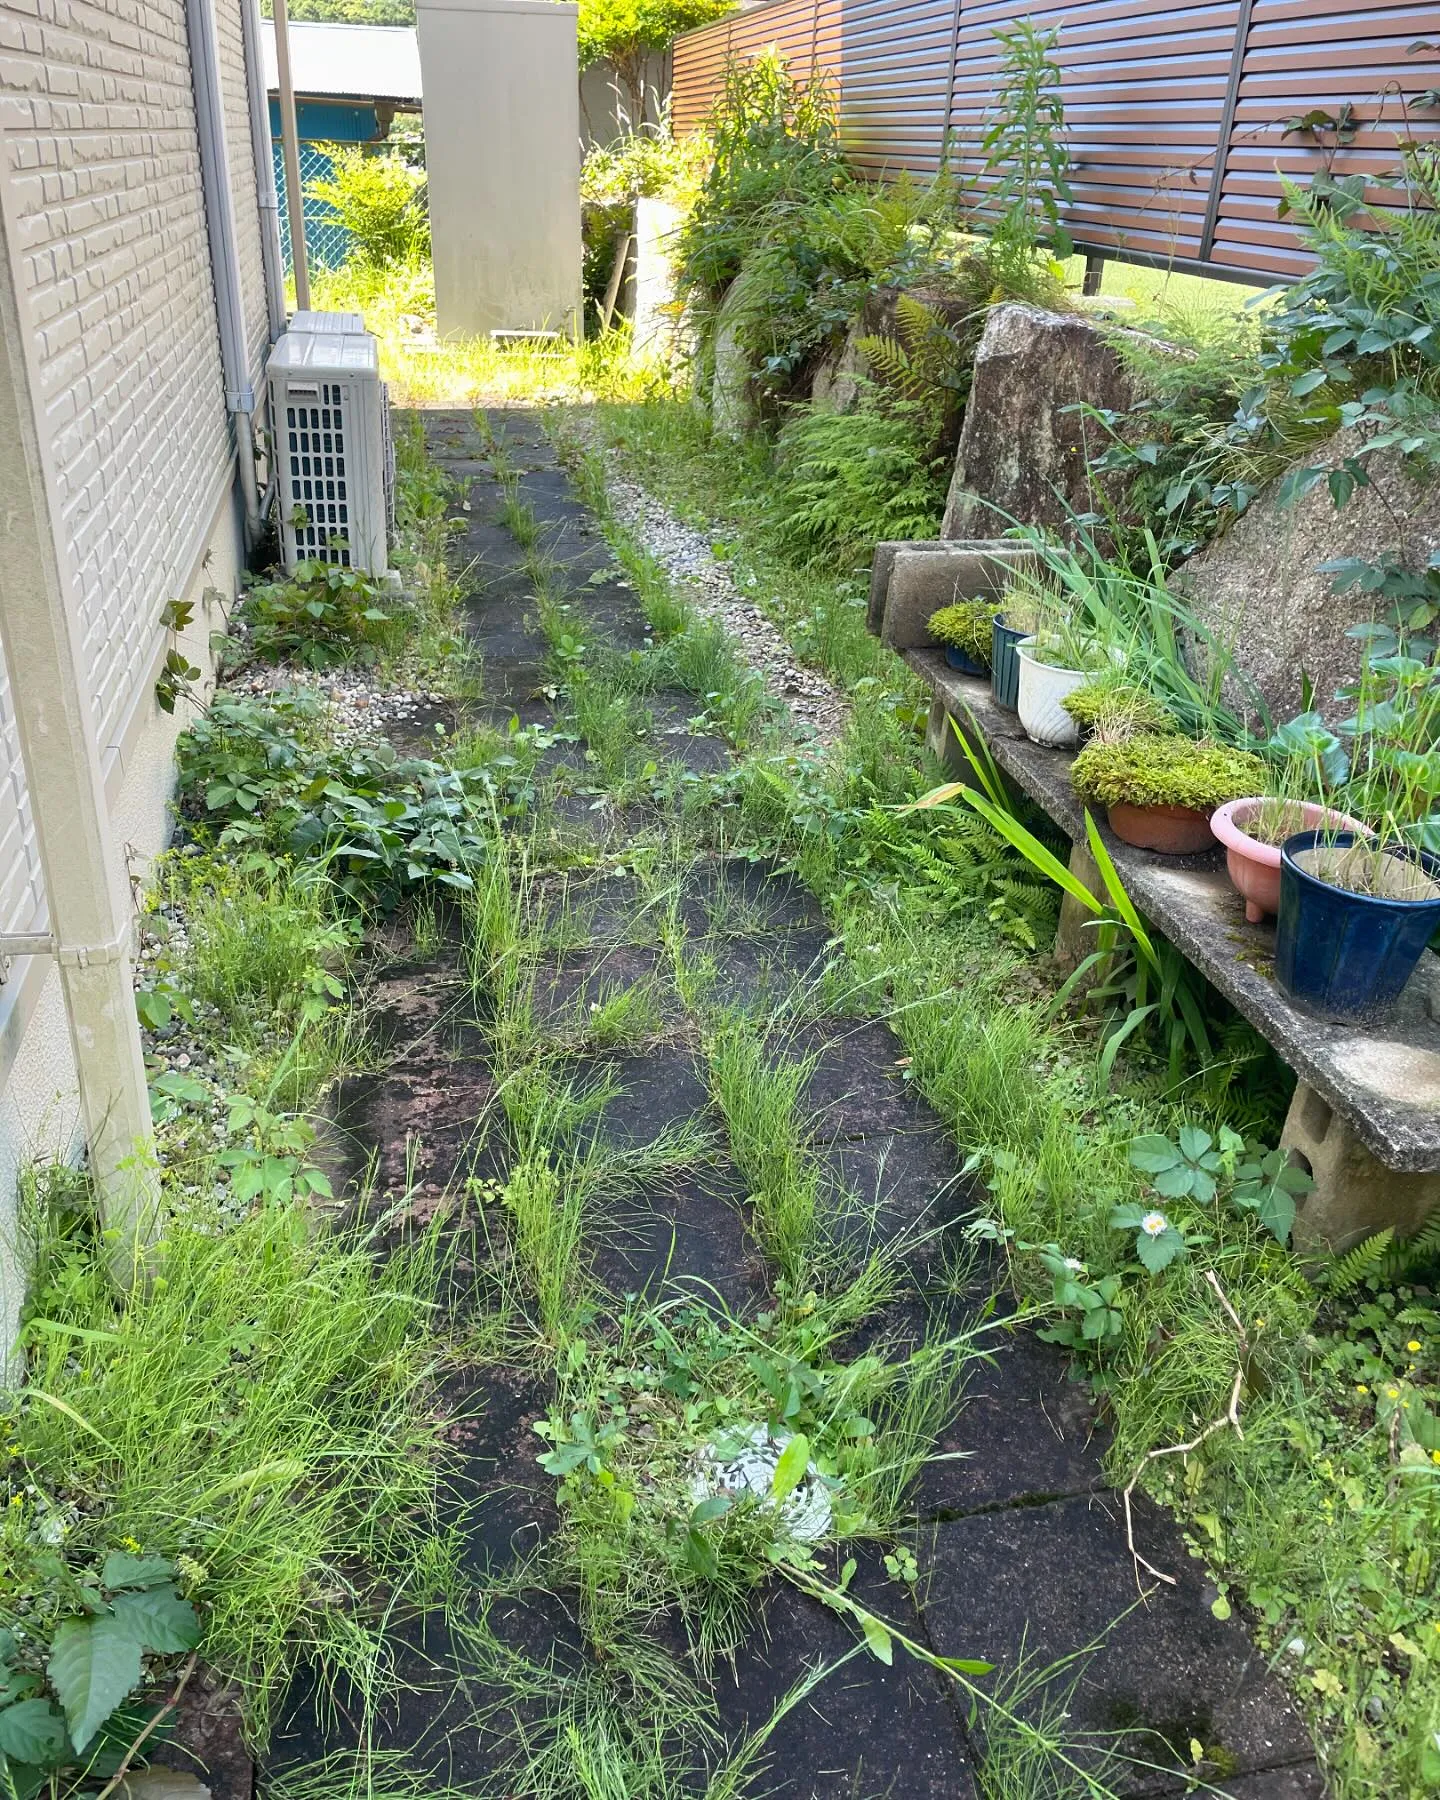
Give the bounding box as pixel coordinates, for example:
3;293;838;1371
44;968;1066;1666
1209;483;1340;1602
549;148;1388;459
271;410;1326;1800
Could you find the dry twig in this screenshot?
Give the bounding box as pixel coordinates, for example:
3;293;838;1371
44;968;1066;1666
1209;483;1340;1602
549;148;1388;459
91;1650;200;1800
1121;1271;1250;1591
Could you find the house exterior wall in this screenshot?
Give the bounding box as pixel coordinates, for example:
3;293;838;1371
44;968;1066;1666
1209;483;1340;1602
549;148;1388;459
0;0;268;1346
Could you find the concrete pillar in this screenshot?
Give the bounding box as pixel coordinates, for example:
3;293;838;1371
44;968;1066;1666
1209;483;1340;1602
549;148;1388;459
632;197;682;360
1283;1082;1440;1255
416;0;583;339
0;168;158;1259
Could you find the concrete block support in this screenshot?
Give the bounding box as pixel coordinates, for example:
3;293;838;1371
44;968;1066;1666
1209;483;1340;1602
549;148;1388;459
417;0;583;339
1283;1082;1440;1255
879;543;1038;652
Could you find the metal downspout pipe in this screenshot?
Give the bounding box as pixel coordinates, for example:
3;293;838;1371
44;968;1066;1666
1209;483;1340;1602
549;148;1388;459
187;0;265;548
242;0;288;344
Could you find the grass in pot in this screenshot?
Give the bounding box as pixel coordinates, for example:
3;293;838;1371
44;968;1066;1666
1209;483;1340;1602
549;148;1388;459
990;588;1042;712
928;599;994;677
1016;621;1117;749
1213;710;1366;921
1071;734;1268;855
1275;651;1440;1020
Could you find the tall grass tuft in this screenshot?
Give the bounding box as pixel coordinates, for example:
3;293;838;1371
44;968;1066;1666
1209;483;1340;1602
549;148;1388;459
9;1179;459;1741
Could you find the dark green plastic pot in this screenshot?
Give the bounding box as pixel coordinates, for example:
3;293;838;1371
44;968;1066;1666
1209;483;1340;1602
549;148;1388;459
991;616;1027;711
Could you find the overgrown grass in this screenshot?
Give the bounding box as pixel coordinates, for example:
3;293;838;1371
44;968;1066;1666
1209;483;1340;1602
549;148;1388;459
7;1176;459;1743
304;259;673;410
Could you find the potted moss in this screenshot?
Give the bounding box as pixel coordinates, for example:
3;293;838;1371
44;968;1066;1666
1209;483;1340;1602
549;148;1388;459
1071;734;1268;855
1062;678;1172;745
927;600;993;677
1016;623;1119;749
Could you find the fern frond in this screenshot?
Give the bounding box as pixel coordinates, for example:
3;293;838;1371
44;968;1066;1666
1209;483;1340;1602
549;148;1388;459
1325;1230;1395;1298
1380;1202;1440;1281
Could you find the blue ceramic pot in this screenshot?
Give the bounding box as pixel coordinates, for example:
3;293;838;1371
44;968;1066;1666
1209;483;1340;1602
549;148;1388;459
944;644;988;677
1276;830;1440;1024
991;617;1027;711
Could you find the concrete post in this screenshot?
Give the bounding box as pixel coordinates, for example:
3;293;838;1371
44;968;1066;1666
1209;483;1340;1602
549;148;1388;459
0;182;158;1261
416;0;583;339
1283;1083;1440;1256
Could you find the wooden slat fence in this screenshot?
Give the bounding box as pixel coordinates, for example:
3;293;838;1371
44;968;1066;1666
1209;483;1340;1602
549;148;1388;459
672;0;1440;281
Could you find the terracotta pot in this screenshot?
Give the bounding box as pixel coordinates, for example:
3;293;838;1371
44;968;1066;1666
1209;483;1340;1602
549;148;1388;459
1210;798;1369;924
1107;801;1215;856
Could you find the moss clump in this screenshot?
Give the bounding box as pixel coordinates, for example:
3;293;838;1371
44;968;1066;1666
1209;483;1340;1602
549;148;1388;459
1071;734;1267;813
1062;681;1173;744
927;600;995;663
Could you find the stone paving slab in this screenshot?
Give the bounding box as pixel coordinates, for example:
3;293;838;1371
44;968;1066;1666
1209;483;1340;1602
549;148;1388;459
712;1550;980;1800
917;1492;1317;1795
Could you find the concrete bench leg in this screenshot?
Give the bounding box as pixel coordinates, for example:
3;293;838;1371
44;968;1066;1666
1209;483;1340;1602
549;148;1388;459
926;698;971;777
1054;839;1105;975
1283;1082;1440;1254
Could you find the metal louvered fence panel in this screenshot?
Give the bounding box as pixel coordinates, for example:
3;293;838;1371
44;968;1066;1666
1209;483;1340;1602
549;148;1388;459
671;0;1440;282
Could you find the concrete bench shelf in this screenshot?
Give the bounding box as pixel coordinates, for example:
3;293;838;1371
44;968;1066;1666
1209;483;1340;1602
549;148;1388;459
904;644;1440;1252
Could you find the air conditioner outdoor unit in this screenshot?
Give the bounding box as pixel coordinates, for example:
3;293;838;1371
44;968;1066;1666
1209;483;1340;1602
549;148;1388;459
283;310;397;539
289;308;366;334
268;327;391;576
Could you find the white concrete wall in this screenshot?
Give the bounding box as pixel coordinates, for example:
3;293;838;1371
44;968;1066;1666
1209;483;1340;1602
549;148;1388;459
0;0;262;1344
417;0;582;338
579;52;668;148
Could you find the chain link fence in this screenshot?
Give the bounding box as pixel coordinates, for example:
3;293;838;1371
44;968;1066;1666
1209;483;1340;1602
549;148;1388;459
273;140;352;273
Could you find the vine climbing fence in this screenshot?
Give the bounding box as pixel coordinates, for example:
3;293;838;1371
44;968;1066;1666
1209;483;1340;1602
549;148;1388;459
673;0;1440;282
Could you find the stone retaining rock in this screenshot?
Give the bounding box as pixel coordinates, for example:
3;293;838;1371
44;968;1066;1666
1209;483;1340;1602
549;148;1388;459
941;302;1167;542
1175;425;1440;725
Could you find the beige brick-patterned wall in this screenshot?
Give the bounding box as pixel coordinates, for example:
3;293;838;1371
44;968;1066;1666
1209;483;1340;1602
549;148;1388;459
0;0;269;1335
0;0;269;946
0;0;235;754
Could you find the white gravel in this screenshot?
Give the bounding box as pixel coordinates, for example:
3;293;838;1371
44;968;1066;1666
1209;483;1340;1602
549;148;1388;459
595;459;848;751
224;664;449;751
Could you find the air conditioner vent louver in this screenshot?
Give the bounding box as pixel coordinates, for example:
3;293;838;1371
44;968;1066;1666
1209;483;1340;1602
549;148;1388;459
267;327;392;577
286;381;352;566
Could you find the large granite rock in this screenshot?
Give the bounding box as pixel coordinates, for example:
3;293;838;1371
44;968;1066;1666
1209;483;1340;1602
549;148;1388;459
1176;426;1440;725
942;303;1162;541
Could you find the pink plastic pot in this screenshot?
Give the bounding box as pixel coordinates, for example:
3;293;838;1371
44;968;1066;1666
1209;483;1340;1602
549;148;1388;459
1210;799;1368;924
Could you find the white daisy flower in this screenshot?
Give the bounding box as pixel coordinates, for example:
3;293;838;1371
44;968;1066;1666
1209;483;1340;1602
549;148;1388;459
1140;1211;1169;1238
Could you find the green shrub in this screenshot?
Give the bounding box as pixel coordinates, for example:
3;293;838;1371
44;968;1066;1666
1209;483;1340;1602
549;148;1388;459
237;560;407;668
1071;733;1267;812
927;599;995;663
676;51;847;310
307;144;429;268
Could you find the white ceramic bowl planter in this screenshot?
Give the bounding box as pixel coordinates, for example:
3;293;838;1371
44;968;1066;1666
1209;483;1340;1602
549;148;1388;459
1016;637;1088;748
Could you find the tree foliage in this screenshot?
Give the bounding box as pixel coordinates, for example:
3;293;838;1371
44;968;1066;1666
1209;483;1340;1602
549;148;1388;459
261;0;415;20
579;0;735;118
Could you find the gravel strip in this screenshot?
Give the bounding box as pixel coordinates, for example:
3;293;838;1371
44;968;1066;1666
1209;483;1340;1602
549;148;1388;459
594;456;848;751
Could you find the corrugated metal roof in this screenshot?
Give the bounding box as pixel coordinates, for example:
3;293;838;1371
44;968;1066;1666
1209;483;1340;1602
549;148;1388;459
260;20;423;104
